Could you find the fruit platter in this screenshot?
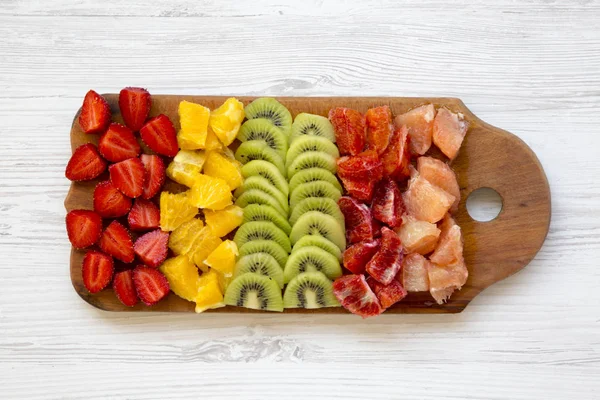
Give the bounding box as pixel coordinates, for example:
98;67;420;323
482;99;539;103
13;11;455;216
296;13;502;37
64;90;551;316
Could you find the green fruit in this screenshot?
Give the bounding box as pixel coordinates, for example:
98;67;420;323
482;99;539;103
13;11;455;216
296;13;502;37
235;189;287;218
235;253;284;289
288;167;342;193
244;98;292;138
288;197;345;228
283;271;340;309
290;113;335;143
234;176;288;213
234;221;291;253
235;140;286;177
287;151;337;179
242;204;292;236
283;246;342;283
289;211;346;251
241;160;289;197
289;181;342;212
292;235;343;262
238;240;289;269
224;272;283;312
285;136;339;169
238;118;288;162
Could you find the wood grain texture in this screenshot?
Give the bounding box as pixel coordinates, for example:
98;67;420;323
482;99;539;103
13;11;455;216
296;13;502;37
1;0;599;399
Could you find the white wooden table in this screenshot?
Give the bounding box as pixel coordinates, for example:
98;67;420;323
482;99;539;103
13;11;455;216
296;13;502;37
1;1;599;399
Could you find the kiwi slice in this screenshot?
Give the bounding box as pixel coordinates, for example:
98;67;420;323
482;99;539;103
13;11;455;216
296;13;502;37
235;253;284;289
289;197;345;227
235;140;286;177
289;181;342;212
292;235;343;262
283;246;342;284
238;119;288;162
289;211;346;251
242;204;292;236
224;272;283;312
235;189;287;218
234;176;289;213
285;136;339;169
283;271;340;309
290;113;336;143
238;240;289;269
234;221;291;253
287;151;337;179
244;98;292;138
241;160;289;197
288;167;342;194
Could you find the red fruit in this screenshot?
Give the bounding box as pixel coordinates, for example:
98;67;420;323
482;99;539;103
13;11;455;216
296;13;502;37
65;209;102;248
338;196;375;244
366;227;403;285
403;175;455;223
113;269;138;307
109;157;146;198
401;253;431;292
339;176;375;202
428;260;468;304
140;154;166;199
432;108;469;160
429;215;463;266
119;87;151;132
328;107;366;156
332;274;383;318
394;104;435;155
417;156;460;211
366;276;407;309
365;106;393;155
65;143;107;182
337;150;383;181
98;123;141;163
381;125;411;180
343;239;380;275
134;229;169;268
128;198;160;231
79;90;111;134
371;177;404;227
93;180;132;218
139;114;178;157
133;265;170;306
372;218;382;238
82;250;114;294
99;221;134;263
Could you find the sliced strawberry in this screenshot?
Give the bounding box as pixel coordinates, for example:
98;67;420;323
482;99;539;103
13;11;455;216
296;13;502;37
134;229;169;268
119;87;151;132
332;274;383;318
82;250;114;293
65;143;107;182
93;180;132;218
371;177;404;227
338;196;375;244
128;198;160;231
98;123;141;163
99;221;134;263
365;105;393;155
133;265;170;306
113;269;138;307
366;276;407;309
65;209;102;248
366;227;404;285
343;239;380;275
139;114;178;157
140;154;166;199
381;125;411;180
109;157;146;198
79;90;111;134
329;107;366;156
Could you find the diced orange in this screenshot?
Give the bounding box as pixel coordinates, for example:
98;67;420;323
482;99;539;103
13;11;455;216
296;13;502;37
204;127;223;151
432;108;469;160
395;215;440;254
429;214;463;266
166;150;206;187
209;98;245;146
203;151;243;190
195;268;225;313
168;218;204;255
417;156;460;211
159;255;200;302
403;175;455;223
188;174;232;210
188;226;222;269
401;253;430;292
427;260;468;304
394;104;435;155
177;101;210;149
159;191;198;231
204;205;243;237
204;240;238;277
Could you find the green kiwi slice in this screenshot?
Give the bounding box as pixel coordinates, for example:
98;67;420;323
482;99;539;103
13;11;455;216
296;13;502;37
289;181;342;212
235;253;284;289
283;271;340;309
244;98;292;138
241;160;289;197
288;167;342;194
287;151;337;179
238;240;289;269
242;204;292;236
288;197;345;227
285;136;339;169
234;176;289;213
292;235;343;262
234;221;291;253
283;246;342;284
290;113;336;143
289;211;346;251
235;189;287;218
238;118;288;162
224;272;283;312
235;140;286;177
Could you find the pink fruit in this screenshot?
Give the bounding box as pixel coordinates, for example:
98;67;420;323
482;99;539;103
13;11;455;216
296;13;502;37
329;107;366;156
365;227;403;285
338;196;375;244
428;260;468;304
366;276;407;309
394;104;435;155
401;253;431;292
403;174;455;223
365;105;393;155
432;108;469;160
371;177;404;227
332;274;383;318
395;215;441;255
343;239;380;275
429;214;463;266
417;156;460;211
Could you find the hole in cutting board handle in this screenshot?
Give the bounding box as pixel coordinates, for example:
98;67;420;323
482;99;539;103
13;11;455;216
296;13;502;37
466;187;503;222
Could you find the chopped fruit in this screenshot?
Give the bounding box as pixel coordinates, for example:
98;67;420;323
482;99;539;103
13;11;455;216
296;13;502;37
339;176;376;202
417;156;460;211
82;250;114;293
108;157;146;198
128;198;160;231
429;215;463;266
428;260;468;304
65;143;107;181
133;229;169;268
394;104;435;155
65;210;102;248
188;227;222;269
119;87;151;132
204;127;223;151
140;154;165;199
204;205;243;237
395;215;441;254
204;240;238;277
188;174;232;210
177;101;210;149
209;97;245;146
403;175;455;223
366;276;407;309
365;105;393;155
79;90;111;134
113;269;138;307
168;218;204;255
338;196;375;244
328;107;366;156
432;108;469;160
332;274;383;318
166;150;206;188
99;221;135;263
365;227;403;285
203;151;243;190
133;265;170;306
371;177;404;227
401;253;431;292
195;269;225;313
381;125;411;180
93;180;132;218
159;191;198;231
159;255;200;302
98;123;142;163
140;114;178;157
342;239;380;274
336;150;383;181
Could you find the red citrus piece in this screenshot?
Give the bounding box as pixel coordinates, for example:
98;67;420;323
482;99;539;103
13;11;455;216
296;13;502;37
365;105;393;155
365;227;403;285
342;239;380;275
332;274;383;318
366;276;407;309
381;125;411;180
328;107;366;156
338;196;375;244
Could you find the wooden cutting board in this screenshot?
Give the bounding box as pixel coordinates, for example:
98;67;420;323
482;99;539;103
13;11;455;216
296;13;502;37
64;95;551;314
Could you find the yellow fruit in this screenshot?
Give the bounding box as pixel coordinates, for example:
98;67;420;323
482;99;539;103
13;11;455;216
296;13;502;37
203;151;243;190
195;269;225;313
188;226;222;268
159;191;198;231
188;174;232;210
217;273;233;292
168;218;204;255
159;255;200;302
166;150;206;187
204;127;223;151
204;240;238;277
204;205;243;237
209;98;245;146
177;101;210;149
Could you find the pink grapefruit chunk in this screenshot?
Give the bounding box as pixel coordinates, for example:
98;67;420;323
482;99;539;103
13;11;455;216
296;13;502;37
394;104;435;155
432;108;469;160
403;174;455;223
429;214;463;266
395;215;441;254
401;253;431;292
417;156;460;212
427;260;468;304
